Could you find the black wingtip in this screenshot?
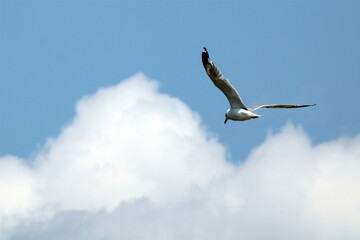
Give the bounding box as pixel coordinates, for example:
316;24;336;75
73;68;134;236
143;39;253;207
202;47;209;68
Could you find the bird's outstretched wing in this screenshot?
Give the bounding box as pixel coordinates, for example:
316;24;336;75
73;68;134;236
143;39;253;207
202;48;247;109
248;104;316;112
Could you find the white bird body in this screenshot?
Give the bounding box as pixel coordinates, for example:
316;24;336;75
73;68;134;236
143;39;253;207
226;108;259;123
202;47;315;124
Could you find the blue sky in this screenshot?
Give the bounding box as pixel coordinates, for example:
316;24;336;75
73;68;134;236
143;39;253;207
1;1;359;160
1;1;360;239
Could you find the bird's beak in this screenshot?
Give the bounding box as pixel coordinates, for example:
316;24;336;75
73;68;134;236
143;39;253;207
224;118;228;124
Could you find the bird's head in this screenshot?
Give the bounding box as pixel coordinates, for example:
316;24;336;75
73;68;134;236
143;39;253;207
224;111;229;124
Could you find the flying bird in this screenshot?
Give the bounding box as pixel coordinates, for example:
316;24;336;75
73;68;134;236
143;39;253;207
202;47;315;124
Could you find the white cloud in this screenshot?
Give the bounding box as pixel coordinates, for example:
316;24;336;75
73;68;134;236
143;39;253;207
1;73;360;240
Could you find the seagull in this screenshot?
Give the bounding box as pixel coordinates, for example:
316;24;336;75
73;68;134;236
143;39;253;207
202;47;315;124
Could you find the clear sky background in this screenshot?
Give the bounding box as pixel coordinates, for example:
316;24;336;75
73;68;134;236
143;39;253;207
1;0;359;160
1;1;360;239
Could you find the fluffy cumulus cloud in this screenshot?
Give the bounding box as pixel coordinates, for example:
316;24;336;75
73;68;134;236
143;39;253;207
1;73;360;240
